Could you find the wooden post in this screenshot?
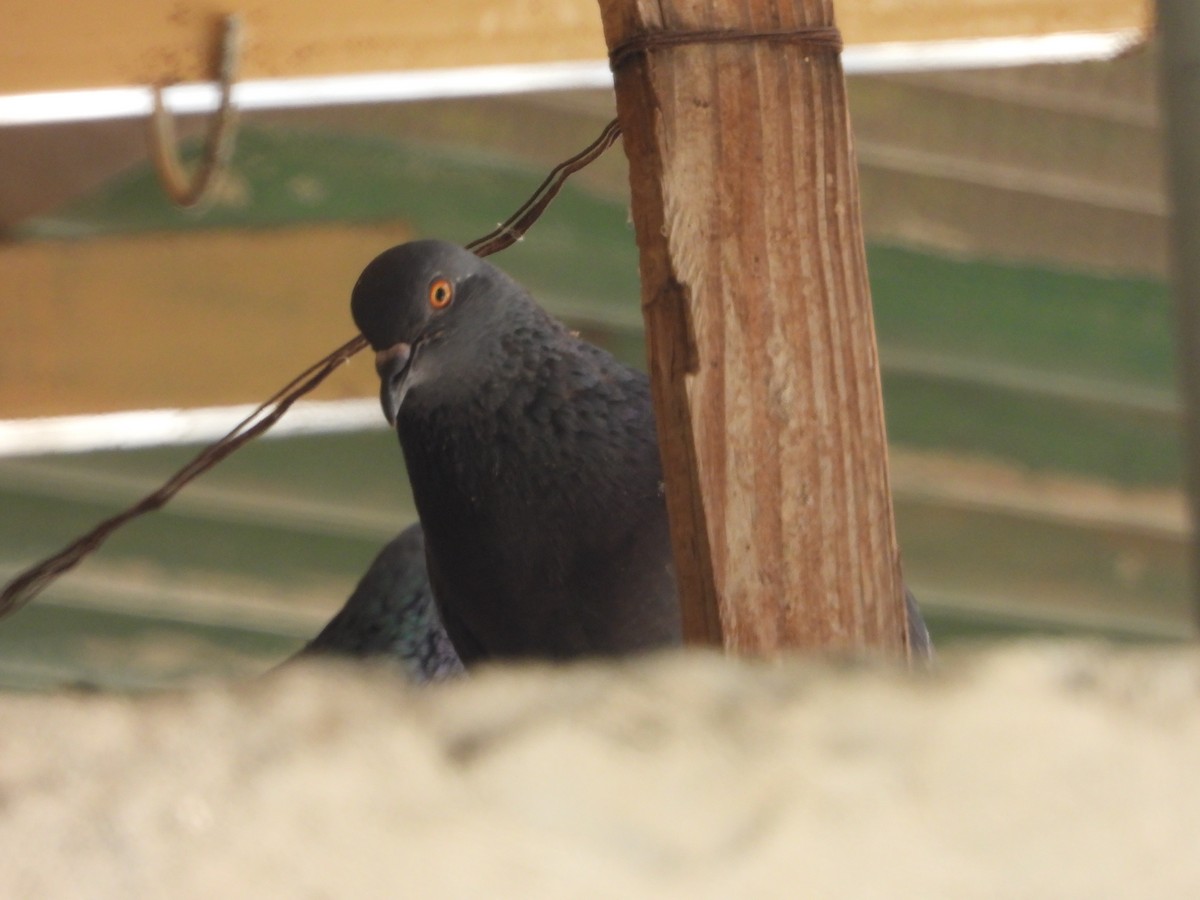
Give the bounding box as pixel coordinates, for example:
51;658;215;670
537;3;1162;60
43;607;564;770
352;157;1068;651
597;0;910;655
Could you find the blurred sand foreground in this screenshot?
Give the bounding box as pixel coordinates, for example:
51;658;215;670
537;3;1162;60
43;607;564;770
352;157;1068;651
2;643;1197;898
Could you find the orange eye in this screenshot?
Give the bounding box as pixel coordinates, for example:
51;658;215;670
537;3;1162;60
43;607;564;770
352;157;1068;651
428;278;453;309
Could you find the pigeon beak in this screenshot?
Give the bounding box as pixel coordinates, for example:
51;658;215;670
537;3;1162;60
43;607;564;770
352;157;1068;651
375;342;413;426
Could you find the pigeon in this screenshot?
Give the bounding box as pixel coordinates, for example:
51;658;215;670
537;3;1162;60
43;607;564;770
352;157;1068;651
351;239;681;664
291;518;927;678
904;588;933;660
350;239;931;664
295;522;464;682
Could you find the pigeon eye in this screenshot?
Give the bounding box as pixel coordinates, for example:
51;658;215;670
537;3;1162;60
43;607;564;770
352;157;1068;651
428;278;454;309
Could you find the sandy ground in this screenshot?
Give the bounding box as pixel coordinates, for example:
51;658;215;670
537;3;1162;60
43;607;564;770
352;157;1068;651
2;641;1197;898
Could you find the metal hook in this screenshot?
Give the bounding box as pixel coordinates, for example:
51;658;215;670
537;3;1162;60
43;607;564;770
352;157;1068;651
148;14;243;209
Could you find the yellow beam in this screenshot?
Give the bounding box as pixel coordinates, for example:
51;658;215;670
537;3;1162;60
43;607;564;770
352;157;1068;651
0;225;409;417
1;0;1150;95
842;0;1148;44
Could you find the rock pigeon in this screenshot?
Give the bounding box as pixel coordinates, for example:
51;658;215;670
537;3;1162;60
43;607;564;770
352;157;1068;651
350;239;931;664
295;522;464;682
905;587;933;660
351;239;682;663
293;519;928;677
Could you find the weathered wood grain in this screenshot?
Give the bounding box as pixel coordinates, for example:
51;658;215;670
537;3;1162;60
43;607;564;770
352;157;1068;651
599;0;909;655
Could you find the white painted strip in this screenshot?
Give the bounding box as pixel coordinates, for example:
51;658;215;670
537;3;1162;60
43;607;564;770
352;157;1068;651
0;61;616;127
0;30;1142;127
0;398;386;457
844;28;1142;75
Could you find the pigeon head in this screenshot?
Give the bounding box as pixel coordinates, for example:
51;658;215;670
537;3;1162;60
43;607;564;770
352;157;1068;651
351;240;516;425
